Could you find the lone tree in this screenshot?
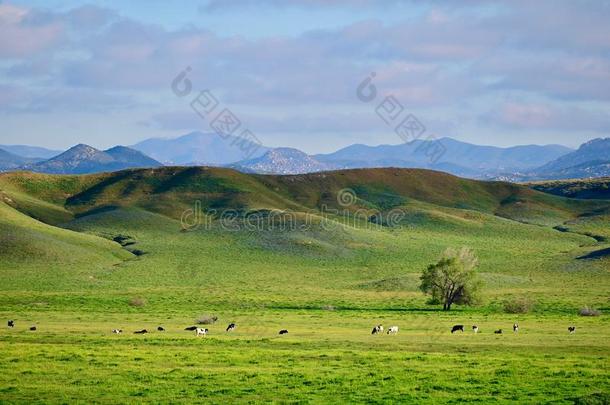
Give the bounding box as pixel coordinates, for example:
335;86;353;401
419;247;483;311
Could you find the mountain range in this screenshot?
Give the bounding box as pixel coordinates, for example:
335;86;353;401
1;133;608;180
315;137;572;174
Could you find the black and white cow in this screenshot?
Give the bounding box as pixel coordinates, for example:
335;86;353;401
279;329;289;335
112;329;122;334
568;326;576;334
513;323;519;333
7;320;14;328
371;325;383;335
387;326;399;335
472;325;479;333
226;323;236;332
494;329;503;334
134;329;148;334
451;325;464;333
196;328;208;337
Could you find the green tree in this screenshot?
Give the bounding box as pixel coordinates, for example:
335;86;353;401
419;247;483;310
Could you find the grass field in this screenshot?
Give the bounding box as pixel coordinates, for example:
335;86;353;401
0;168;609;403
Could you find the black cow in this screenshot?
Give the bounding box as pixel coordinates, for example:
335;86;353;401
157;326;165;331
8;320;14;328
226;323;236;332
494;329;503;334
134;329;148;334
29;326;36;331
568;326;576;334
279;329;289;335
451;325;464;333
184;326;198;331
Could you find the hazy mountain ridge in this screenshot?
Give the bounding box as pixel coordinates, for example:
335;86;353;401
315;137;572;173
0;148;42;171
131;131;270;165
0;144;61;159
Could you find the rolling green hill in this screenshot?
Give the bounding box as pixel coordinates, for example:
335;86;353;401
3;166;607;225
1;166;608;295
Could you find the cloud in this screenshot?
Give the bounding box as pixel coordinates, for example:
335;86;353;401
1;0;610;145
482;102;610;133
0;84;27;108
0;4;64;57
200;0;390;12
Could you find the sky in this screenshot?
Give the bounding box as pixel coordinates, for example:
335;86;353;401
1;0;609;153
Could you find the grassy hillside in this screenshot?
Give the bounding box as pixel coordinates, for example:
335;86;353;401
0;166;608;306
0;200;132;291
0;167;608;403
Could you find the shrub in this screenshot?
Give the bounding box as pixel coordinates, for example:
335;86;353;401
196;314;218;324
579;307;601;317
426;297;441;305
503;297;535;314
128;297;147;307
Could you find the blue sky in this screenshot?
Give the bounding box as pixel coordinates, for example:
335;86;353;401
1;0;609;153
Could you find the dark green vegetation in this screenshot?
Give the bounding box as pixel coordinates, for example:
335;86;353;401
529;177;610;200
1;167;608;403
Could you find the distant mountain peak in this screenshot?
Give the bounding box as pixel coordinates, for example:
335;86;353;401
19;144;161;174
131;131;270;165
232;147;334;174
533;137;610;177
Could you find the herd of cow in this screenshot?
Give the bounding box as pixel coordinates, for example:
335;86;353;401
448;323;577;334
7;319;578;335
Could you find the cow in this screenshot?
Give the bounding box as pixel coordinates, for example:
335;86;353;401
134;329;148;334
226;323;236;332
29;326;36;331
279;329;289;335
568;326;576;334
371;325;383;335
7;320;14;328
112;329;122;334
472;325;479;333
451;325;464;333
196;328;208;337
184;326;198;331
157;326;165;331
494;329;503;334
513;323;519;333
387;326;399;335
